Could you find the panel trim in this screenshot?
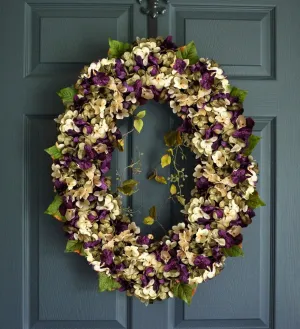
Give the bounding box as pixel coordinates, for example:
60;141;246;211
171;117;276;329
158;4;276;80
23;2;136;77
22;115;128;329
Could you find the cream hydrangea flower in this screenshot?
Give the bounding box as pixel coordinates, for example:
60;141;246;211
212;150;227;167
174;76;189;89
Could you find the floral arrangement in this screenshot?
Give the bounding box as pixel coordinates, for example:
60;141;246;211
45;36;265;305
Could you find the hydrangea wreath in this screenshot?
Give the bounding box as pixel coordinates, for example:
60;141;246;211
45;36;265;305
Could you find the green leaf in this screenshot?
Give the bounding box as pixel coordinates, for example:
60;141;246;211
176;195;186;206
108;38;131;59
246;191;266;209
222;245;244;257
45;194;65;221
136;110;146;119
116;139;124;152
172;283;197;305
122;179;138;187
161;154;171;168
45;145;62;159
98;272;121;292
167;148;174;155
164;130;182;147
230;86;248;103
170;184;177;195
155;175;167;184
57;86;77;105
243;135;261;156
65;240;84;254
118;179;138;196
176;41;199;65
149;206;157;219
148;171;157;180
143;216;155;225
134;119;144;133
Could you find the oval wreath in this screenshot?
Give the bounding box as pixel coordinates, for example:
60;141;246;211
45;36;265;305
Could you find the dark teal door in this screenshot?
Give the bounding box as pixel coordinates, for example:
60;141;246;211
1;1;299;329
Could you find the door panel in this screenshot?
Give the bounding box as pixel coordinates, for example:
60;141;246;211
158;3;275;80
159;2;277;328
24;2;145;77
1;0;300;329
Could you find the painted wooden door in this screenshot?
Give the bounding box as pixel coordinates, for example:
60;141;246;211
1;0;300;329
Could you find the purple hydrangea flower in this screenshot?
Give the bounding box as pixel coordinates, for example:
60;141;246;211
150;66;159;76
148;54;159;65
101;249;113;266
141;275;148;287
196;176;211;191
84;240;101;249
190;61;207;74
144;267;154;276
84;125;93;134
232;127;252;141
123;82;134;93
87;212;98;221
218;230;243;248
84;144;95;160
202;205;215;214
149;85;161;101
229;216;248;228
200;72;214;90
173;59;187;74
213;123;223;133
205;123;223;139
172;233;179;241
212;246;223;262
54;179;67;193
73;95;88;112
164;258;178;272
231;168;247;184
134;79;143;99
135;55;144;69
214;209;224;218
246;117;255;129
76;159;92;170
179;264;189;283
100;155;112;174
115;59;127;79
236;154;250;168
88;194;97;202
115;221;129;234
74;118;88;127
178;119;193;133
197;217;211;225
161;35;177;50
99;210;109;220
66;129;79;137
194;255;212;269
247;208;255;218
69;213;79;227
136;235;151;245
212;136;222;151
117;278;134;292
92;72;110;86
230;109;244;124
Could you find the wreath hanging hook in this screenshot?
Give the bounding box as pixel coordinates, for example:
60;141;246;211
138;0;169;18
